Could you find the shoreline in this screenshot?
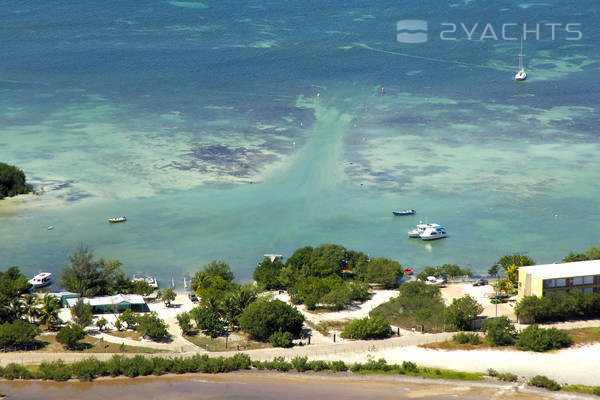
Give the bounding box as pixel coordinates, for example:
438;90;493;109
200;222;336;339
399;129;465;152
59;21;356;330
0;370;590;400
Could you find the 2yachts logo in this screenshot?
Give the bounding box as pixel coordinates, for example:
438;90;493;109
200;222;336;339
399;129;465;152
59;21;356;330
397;21;582;43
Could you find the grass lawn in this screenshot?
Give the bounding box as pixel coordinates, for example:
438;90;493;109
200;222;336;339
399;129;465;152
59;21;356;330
184;334;271;352
420;339;498;351
35;333;165;354
104;330;143;341
561;384;600;396
306;320;350;336
357;367;484;381
562;327;600;345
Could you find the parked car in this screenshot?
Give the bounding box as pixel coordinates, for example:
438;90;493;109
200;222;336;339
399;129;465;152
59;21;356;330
188;292;198;302
472;279;488;286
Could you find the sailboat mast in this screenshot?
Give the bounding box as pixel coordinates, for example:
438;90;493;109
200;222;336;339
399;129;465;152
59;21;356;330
518;38;524;70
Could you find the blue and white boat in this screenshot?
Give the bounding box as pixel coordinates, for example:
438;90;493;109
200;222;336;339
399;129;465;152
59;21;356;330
420;226;448;240
392;209;416;216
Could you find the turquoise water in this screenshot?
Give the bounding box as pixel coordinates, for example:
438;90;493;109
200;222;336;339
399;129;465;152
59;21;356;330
1;1;599;283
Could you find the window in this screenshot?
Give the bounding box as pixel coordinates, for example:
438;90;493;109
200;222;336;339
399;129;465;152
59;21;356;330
573;277;583;286
584;276;594;285
584;287;594;294
543;280;555;288
556;279;567;287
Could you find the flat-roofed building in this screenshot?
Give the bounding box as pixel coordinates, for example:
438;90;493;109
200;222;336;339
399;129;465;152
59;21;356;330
66;294;147;313
518;260;600;299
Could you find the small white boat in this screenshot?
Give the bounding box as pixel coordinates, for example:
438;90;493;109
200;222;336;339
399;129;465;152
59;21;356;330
108;216;127;223
47;226;54;230
424;276;445;285
133;274;158;289
419;226;448;241
408;222;441;238
29;272;52;288
515;38;527;81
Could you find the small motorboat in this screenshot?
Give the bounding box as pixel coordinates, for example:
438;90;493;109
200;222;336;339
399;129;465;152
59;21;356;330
419;226;448;241
29;272;52;288
108;216;127;223
392;209;416;216
133;274;159;289
408;222;441;238
425;276;445;285
404;268;413;275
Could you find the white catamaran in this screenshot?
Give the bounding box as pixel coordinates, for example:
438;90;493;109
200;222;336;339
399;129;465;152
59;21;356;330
515;38;527;81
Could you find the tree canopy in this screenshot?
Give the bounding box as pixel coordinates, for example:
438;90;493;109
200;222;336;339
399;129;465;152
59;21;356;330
444;295;483;331
0;267;32;323
60;244;131;297
239;299;304;341
0;162;33;199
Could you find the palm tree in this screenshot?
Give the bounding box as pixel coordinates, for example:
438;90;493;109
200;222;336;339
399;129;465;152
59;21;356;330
9;297;24;320
22;294;39;323
38;295;61;330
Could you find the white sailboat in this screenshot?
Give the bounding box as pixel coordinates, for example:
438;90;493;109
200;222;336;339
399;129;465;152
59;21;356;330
515;38;527;81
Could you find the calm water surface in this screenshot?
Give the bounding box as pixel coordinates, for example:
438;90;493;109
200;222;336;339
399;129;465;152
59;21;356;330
1;1;598;282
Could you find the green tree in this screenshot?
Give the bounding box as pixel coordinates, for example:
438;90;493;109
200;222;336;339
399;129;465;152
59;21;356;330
341;316;393;340
159;288;176;307
56;324;86;350
561;252;589;263
505;264;519;287
365;258;404;288
221;284;258;327
0;162;33;199
253;258;284;290
38;295;61;331
131;280;155;297
96;317;108;332
176;311;193;335
119;309;138;330
488;264;500;278
22;294;39;324
137;312;169;340
239;299;304;341
0;267;32;323
190;307;225;338
445;295;483;331
0;320;40;350
496;254;534;270
584;245;600;260
114;319;123;332
71;299;93;328
482;316;517;346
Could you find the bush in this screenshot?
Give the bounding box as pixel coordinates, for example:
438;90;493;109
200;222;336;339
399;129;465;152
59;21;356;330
402;361;418;373
38;360;72;381
341;316;392;340
444;295;483;331
152;357;174;375
291;356;309;372
119;309;138;329
329;360;348;372
482;316;517;346
2;363;32;380
71;357;106;381
516;325;573;352
497;372;518;382
253;258;284;290
269;330;294;348
452;332;480;345
56;324;86;350
177;312;194;335
137;312;169;340
239;299;304;341
307;360;329;372
191;307;226;338
529;375;561;391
